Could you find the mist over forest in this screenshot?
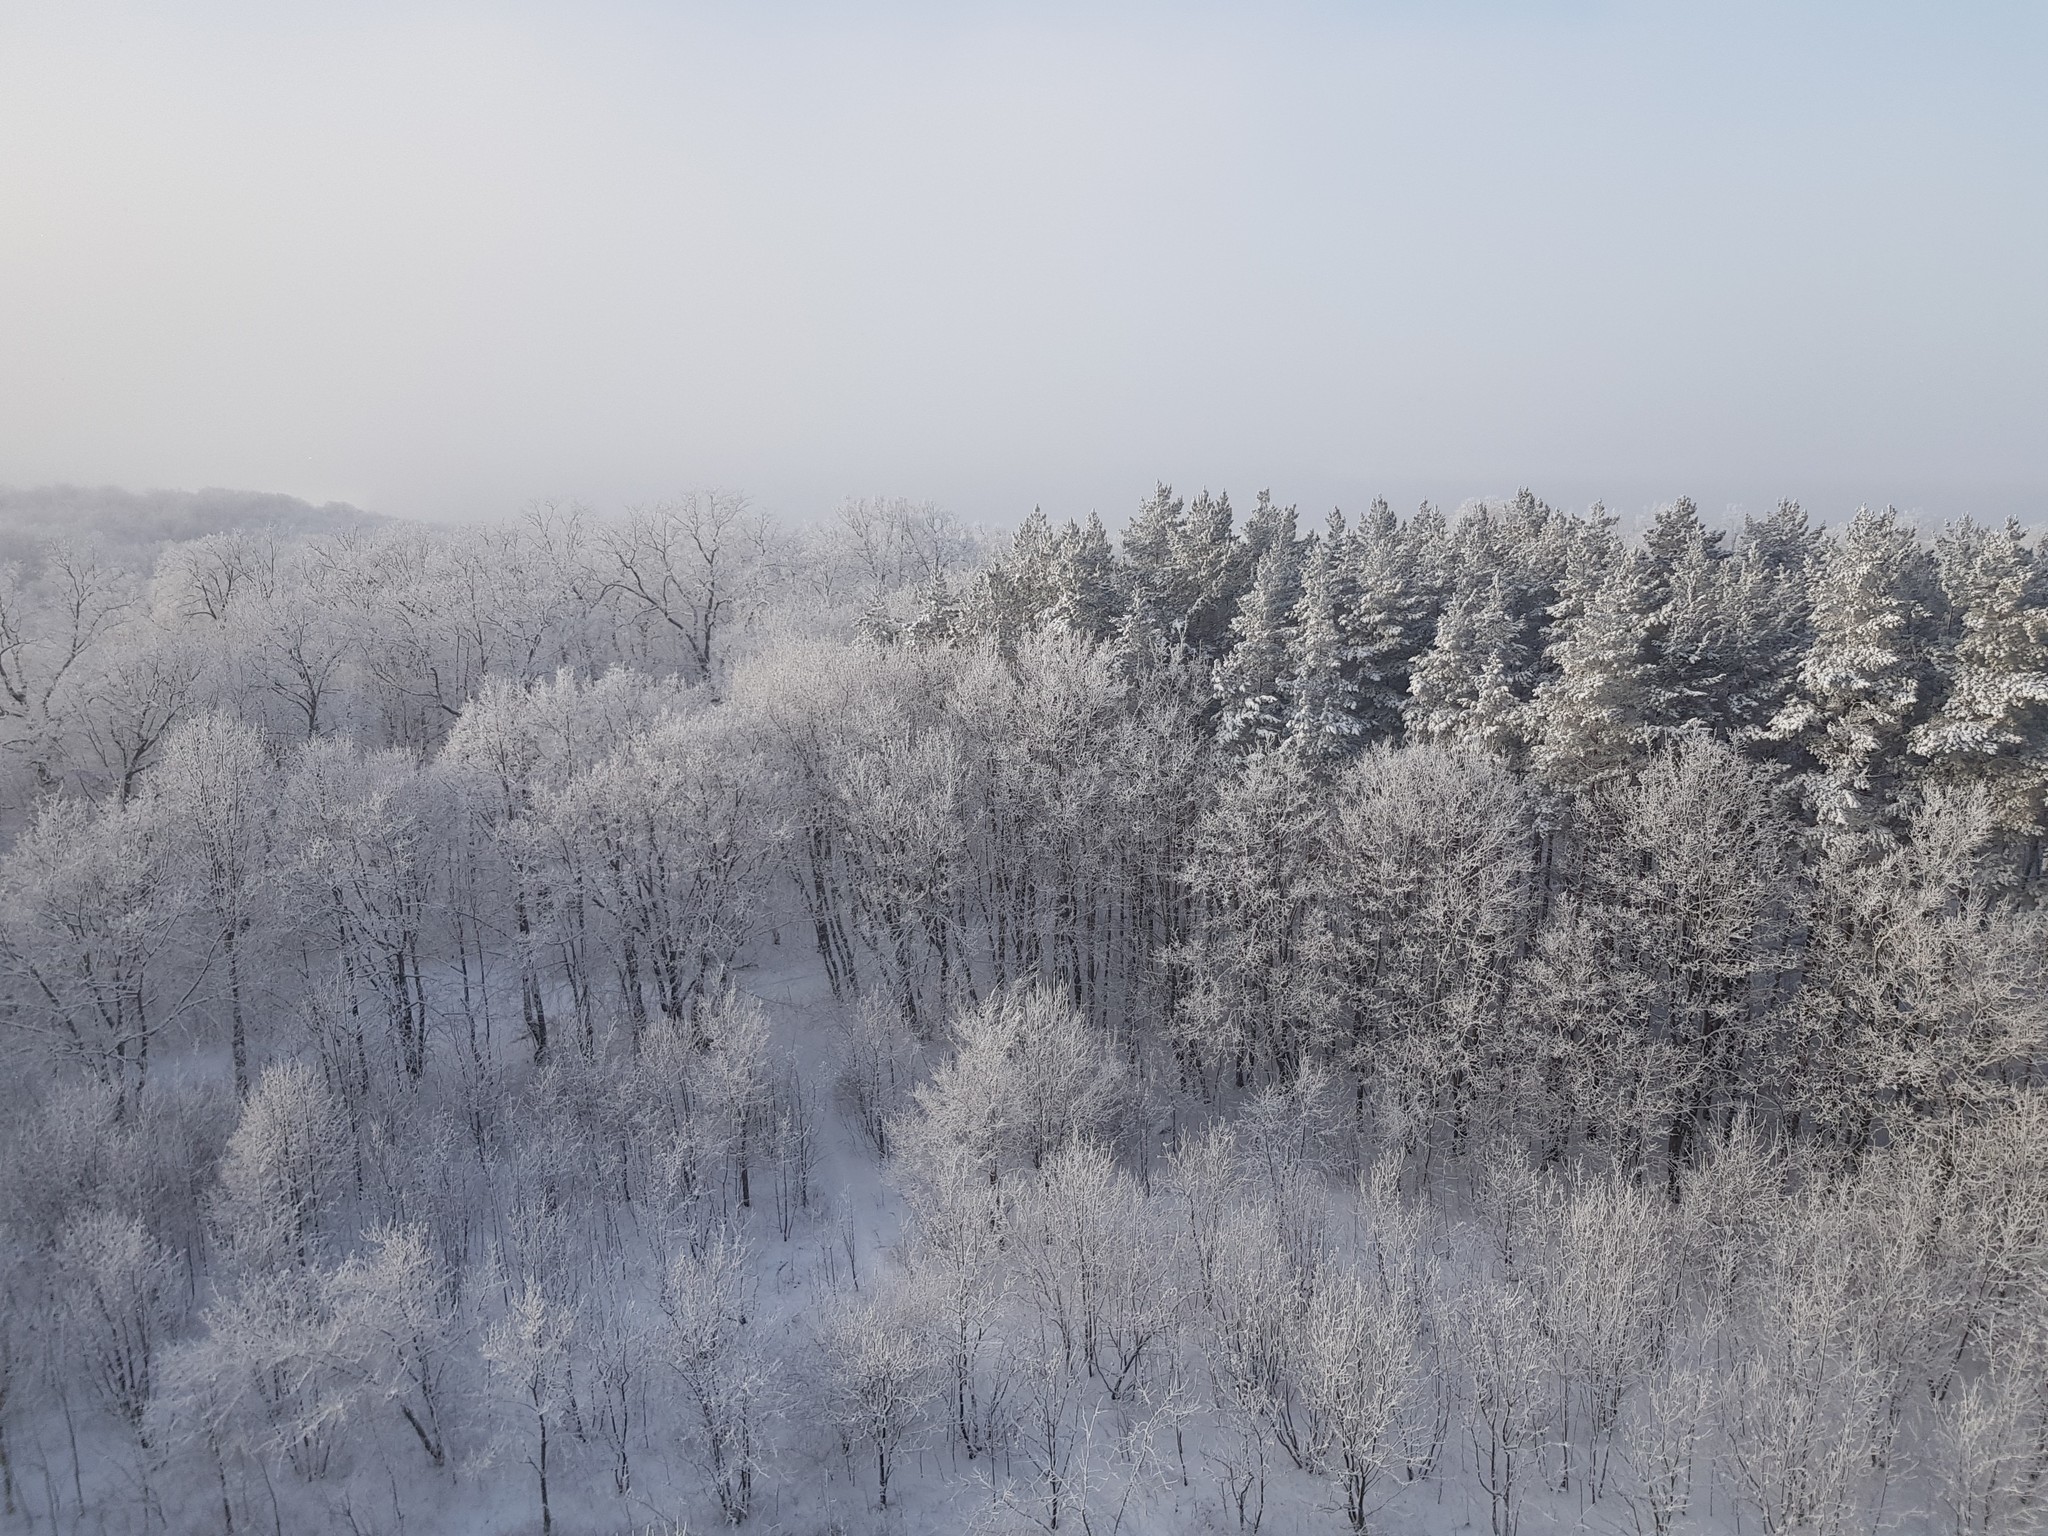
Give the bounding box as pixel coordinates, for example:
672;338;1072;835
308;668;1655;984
0;485;2043;1535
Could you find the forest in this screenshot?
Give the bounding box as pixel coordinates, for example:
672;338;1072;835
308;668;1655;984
0;485;2042;1535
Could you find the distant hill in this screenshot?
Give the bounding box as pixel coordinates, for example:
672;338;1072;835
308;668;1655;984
0;484;393;570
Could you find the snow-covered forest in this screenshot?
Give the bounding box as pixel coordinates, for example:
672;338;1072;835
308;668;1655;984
0;487;2044;1535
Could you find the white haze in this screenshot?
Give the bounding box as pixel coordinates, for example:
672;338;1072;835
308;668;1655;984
0;1;2044;526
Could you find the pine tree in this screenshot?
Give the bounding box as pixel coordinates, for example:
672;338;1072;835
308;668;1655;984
1215;529;1302;753
1240;489;1296;567
1765;505;1943;828
968;508;1062;647
1531;552;1661;790
1116;483;1186;662
1174;488;1249;657
1909;519;2048;835
1281;524;1362;767
1049;512;1122;643
1642;496;1725;590
1404;578;1527;758
1641;498;1743;733
906;570;963;648
1117;484;1248;662
1346;499;1444;737
1717;500;1825;739
1743;497;1826;577
1454;490;1575;659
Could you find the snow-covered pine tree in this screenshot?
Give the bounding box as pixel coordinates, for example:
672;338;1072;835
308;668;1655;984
1642;496;1725;586
1113;483;1184;663
1174;488;1250;657
1118;484;1248;663
1716;499;1826;740
1048;511;1122;643
1281;514;1365;767
1909;519;2048;841
1214;516;1302;753
1452;489;1576;684
1404;577;1527;758
1531;551;1661;790
967;507;1063;648
905;569;964;648
1240;489;1296;567
1765;506;1944;830
1641;498;1744;734
1743;497;1827;577
1345;499;1446;738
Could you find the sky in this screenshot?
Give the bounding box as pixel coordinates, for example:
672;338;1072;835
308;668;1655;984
1;1;2044;533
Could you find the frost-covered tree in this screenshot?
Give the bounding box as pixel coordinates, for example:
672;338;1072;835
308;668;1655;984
1911;519;2048;839
330;1223;461;1468
211;1060;349;1273
1531;1170;1673;1500
282;741;450;1079
1174;752;1335;1089
1530;552;1660;789
483;1279;578;1536
1324;744;1535;1144
1460;1273;1548;1536
659;1224;769;1522
1716;1192;1900;1536
541;708;776;1047
1344;500;1449;737
69;617;206;805
597;492;777;686
222;540;356;740
1298;1263;1425;1531
1611;738;1790;1178
55;1210;179;1440
815;1284;938;1509
1214;530;1301;753
1049;511;1123;643
898;983;1127;1187
1119;484;1247;662
970;507;1064;648
1787;788;2048;1145
0;544;133;795
1281;521;1365;766
1404;578;1527;757
0;793;197;1111
1766;506;1944;828
144;710;276;1096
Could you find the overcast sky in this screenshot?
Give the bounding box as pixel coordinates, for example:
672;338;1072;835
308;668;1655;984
2;2;2043;532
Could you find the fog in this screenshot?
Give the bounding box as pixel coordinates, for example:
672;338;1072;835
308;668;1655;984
2;1;2043;526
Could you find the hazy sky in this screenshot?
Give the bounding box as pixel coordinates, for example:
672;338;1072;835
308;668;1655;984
2;2;2044;531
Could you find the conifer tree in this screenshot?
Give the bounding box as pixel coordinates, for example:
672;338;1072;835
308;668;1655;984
1765;506;1944;828
1531;553;1661;790
969;508;1062;647
1743;498;1827;577
1173;488;1249;657
1282;518;1364;767
1452;490;1575;676
1215;534;1301;753
1641;498;1743;733
1346;499;1444;737
1404;578;1527;758
1715;500;1825;739
1240;489;1297;567
1118;484;1247;661
906;570;964;648
1049;512;1122;643
1642;496;1725;591
1909;519;2048;837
